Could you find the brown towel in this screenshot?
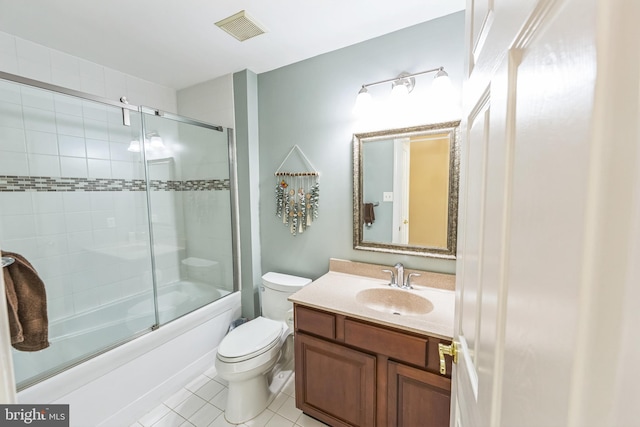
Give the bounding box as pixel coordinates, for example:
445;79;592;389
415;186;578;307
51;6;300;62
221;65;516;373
363;203;376;226
2;251;49;351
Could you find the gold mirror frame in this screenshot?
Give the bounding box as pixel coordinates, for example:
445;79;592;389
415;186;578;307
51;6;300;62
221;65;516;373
353;120;460;259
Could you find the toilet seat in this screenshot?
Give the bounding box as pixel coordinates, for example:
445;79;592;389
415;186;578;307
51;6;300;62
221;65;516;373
217;317;284;363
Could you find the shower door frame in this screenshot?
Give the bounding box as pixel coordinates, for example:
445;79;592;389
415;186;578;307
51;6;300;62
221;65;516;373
0;69;241;386
138;105;241;328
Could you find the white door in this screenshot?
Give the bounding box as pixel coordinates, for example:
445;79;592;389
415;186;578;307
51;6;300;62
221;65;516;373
392;138;411;244
453;0;640;426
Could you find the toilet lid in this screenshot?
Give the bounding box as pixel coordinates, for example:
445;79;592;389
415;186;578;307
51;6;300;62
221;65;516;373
218;317;283;362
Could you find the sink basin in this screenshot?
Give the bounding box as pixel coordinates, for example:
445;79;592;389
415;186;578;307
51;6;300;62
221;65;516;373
355;288;434;316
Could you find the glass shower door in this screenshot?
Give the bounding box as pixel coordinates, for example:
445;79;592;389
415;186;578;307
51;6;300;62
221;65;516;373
141;109;234;325
0;78;157;388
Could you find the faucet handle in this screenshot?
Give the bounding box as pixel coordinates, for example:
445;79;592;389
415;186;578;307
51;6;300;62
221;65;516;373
404;273;421;289
382;269;397;287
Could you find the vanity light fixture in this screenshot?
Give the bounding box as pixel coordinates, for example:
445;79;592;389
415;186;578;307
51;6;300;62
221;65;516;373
354;66;451;114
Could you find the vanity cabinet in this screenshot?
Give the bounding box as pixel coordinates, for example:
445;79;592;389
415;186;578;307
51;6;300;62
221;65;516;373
294;304;452;427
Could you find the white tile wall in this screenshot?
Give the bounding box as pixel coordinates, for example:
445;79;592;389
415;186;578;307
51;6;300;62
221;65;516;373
23;106;57;133
0;126;26;152
87;159;110;178
28;153;61;176
0;152;28;175
58;135;87;157
26;130;59;155
0;28;237;345
0;100;25;128
0;32;18;74
0;30;176;112
0;78;157;323
50;50;81;91
16;38;52;83
32;192;64;213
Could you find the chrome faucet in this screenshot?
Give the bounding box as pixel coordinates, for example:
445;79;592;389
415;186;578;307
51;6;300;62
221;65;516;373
383;263;421;289
394;263;405;289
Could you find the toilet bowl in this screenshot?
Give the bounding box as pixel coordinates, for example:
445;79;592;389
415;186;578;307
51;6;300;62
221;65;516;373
215;272;311;424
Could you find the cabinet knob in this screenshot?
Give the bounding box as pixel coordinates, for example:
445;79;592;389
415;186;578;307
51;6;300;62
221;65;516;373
438;342;459;375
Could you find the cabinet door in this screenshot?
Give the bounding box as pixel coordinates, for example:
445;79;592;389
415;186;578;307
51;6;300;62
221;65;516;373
387;361;451;427
295;333;376;427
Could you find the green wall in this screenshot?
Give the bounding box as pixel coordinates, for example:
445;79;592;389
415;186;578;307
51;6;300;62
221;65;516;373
239;12;464;290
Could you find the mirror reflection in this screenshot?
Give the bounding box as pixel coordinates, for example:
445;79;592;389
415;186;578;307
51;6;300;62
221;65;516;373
353;121;460;258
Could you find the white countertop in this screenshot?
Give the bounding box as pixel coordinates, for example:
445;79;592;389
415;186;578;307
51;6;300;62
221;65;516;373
289;271;455;339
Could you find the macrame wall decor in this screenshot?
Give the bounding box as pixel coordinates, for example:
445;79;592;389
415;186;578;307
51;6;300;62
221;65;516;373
274;145;320;236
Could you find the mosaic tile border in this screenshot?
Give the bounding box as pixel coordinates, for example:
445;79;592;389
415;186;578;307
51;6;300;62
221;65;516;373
0;175;230;192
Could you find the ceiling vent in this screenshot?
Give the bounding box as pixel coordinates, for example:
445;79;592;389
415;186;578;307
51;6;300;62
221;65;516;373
215;10;267;42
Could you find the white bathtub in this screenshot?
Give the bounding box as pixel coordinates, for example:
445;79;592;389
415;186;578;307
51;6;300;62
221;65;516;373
17;290;242;427
13;280;231;387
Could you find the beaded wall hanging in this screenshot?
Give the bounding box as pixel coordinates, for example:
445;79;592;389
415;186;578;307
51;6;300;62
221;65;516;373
274;145;320;236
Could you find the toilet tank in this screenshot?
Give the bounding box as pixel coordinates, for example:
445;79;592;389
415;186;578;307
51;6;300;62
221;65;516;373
261;272;311;322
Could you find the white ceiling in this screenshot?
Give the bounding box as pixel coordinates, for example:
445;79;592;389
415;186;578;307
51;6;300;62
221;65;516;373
0;0;464;90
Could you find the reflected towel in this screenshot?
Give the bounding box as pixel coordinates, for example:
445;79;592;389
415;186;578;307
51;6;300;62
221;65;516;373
363;203;376;226
2;251;49;351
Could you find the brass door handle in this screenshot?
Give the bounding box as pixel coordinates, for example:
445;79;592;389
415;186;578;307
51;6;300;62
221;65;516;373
438;342;459;375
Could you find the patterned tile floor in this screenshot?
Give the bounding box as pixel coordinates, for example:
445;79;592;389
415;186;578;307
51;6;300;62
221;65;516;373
131;367;328;427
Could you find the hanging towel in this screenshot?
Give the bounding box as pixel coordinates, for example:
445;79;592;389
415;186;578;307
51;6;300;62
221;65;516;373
2;251;49;351
363;203;376;227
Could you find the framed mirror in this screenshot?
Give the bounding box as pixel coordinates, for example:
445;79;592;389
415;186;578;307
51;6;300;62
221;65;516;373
353;120;460;259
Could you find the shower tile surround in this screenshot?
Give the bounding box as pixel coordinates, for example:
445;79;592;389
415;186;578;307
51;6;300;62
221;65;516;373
0;73;235;388
0;176;230;192
0;77;233;324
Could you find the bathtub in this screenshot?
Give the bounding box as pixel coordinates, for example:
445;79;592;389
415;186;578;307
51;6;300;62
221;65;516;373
13;280;232;387
16;290;241;427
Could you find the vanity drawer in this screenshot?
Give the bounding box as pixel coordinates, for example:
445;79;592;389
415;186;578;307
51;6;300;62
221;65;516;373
344;319;428;368
295;305;336;340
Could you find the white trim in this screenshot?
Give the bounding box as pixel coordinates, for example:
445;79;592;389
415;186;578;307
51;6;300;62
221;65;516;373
0;245;17;403
459;336;478;400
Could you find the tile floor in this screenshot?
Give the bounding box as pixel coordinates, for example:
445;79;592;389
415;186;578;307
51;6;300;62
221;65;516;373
131;366;328;427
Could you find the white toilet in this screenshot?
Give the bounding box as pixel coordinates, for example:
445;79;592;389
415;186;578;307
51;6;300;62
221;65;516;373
215;272;311;424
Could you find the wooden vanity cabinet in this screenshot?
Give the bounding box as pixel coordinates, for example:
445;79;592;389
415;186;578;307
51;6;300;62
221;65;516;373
294;304;452;427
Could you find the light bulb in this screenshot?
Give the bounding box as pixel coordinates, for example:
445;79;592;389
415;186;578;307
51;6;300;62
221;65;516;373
432;72;453;98
127;140;141;152
390;82;409;98
353;87;373;116
389;81;410;106
149;135;164;149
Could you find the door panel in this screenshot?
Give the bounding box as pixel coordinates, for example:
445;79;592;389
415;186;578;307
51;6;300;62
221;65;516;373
295;333;376;427
388;361;451;427
469;0;494;70
500;2;595;424
459;90;490;380
455;86;492;427
455;0;599;426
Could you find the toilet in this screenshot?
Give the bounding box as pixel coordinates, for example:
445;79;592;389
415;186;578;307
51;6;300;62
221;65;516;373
215;272;311;424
